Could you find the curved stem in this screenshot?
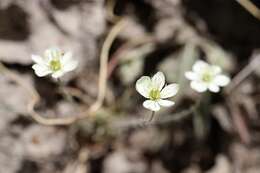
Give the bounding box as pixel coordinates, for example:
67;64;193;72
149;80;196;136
89;19;126;113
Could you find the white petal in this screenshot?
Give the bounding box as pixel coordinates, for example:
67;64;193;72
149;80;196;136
136;76;152;98
44;47;61;60
193;60;209;72
151;72;165;90
214;75;230;87
208;84;220;93
160;83;179;99
190;81;207;92
31;55;45;65
158;99;175;107
61;51;72;64
63;60;78;72
32;64;51;77
52;70;65;78
143;100;160;111
211;65;222;74
185;71;199;81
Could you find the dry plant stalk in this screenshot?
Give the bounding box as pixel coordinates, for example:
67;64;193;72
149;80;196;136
236;0;260;20
225;54;260;94
227;97;251;144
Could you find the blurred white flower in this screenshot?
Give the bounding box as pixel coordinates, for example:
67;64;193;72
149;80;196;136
136;72;179;111
185;60;230;93
32;47;78;79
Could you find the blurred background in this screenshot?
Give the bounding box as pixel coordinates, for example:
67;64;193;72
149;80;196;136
0;0;260;173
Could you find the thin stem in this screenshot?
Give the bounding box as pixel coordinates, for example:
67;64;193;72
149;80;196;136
192;92;210;140
56;78;61;84
55;78;74;103
112;108;193;129
148;111;155;122
140;111;155;127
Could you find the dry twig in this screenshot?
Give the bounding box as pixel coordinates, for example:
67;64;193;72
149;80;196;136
227;97;251;144
236;0;260;20
106;0;121;23
225;54;260;94
107;36;154;78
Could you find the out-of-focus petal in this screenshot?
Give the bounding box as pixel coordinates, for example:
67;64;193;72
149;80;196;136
52;70;65;79
214;75;230;86
190;81;207;92
32;64;51;77
193;60;209;73
63;60;78;72
185;71;199;81
211;65;222;74
32;55;46;65
61;51;73;64
208;84;220;93
44;47;61;61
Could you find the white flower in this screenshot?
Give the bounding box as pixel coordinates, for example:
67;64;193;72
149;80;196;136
32;47;78;79
185;60;230;93
136;72;179;111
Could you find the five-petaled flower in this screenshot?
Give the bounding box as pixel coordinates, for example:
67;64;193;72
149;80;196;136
136;72;179;111
32;47;78;79
185;60;230;93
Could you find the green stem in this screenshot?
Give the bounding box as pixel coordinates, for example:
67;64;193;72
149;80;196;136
192;92;211;140
57;78;62;84
57;78;74;103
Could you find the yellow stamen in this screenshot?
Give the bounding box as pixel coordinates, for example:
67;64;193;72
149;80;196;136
149;89;160;100
50;60;61;71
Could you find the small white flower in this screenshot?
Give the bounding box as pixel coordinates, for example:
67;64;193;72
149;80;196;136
185;60;230;93
32;47;78;79
136;72;179;112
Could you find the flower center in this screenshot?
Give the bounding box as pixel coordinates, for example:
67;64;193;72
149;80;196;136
149;89;161;100
50;59;61;71
201;72;213;83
